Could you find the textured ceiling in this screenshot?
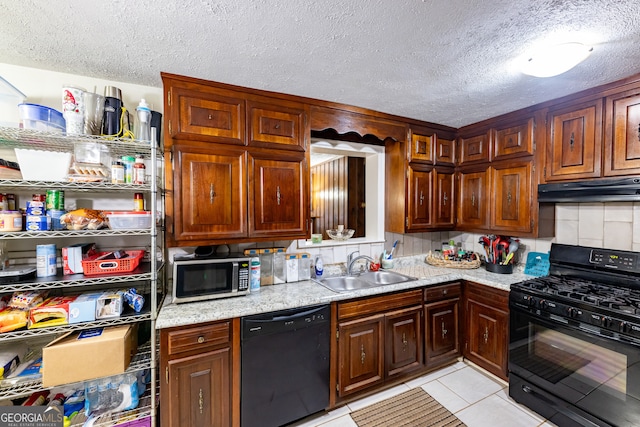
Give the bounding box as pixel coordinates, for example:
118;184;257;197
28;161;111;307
1;0;639;128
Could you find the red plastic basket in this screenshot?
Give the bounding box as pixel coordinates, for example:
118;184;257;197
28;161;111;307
81;250;145;276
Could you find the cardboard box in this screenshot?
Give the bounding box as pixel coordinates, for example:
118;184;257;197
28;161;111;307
96;290;124;319
42;324;138;387
28;296;76;329
62;243;97;275
68;292;102;324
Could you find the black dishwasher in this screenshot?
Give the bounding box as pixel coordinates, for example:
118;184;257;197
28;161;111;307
241;304;330;427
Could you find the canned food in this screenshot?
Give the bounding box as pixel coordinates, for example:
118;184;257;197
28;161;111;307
26;215;50;231
46;190;65;211
36;244;57;277
47;209;66;231
32;194;46;202
26;201;45;216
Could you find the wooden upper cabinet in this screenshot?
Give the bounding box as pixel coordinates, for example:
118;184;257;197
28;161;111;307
457;168;489;230
248;98;307;151
407;167;432;231
248;150;308;238
491;161;533;233
546;99;603;181
433;169;455;228
458;132;490;165
168;85;245;145
435;136;455;166
604;86;640;176
493;117;534;160
172;144;247;242
409;132;434;163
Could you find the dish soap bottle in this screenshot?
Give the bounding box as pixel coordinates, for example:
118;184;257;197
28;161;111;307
314;254;324;278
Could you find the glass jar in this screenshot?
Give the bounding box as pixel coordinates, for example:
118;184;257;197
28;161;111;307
133;155;145;184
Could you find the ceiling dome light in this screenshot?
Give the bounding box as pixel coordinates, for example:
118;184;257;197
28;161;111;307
522;42;593;78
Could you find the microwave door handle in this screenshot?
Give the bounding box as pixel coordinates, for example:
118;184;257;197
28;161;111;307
232;262;239;290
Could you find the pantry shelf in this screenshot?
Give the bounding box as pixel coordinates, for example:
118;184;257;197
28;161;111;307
0;229;156;239
0;179;153;192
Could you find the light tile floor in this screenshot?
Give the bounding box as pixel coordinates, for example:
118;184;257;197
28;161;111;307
291;360;557;427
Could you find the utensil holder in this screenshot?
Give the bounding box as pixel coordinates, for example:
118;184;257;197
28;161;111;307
485;263;513;274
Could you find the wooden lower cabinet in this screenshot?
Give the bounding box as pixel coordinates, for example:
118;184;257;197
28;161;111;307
160;320;238;427
385;306;423;378
463;281;509;380
335;290;424;400
167;348;231;427
424;282;461;368
337;314;385;397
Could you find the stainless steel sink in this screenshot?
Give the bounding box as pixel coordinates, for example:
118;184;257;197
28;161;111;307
358;270;417;285
314;271;417;292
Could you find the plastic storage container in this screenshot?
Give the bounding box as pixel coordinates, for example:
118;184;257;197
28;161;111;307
273;248;286;284
14;149;72;181
104;211;152;230
298;253;311;281
259;249;274;286
286;254;299;283
18;103;66;132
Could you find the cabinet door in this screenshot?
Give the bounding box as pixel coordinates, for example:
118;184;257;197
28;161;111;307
248;98;307;151
491;162;532;233
432;168;455;228
604;88;640;175
425;298;459;367
494;118;534;159
173;145;247;241
169;85;245;145
407;167;432;231
409;132;434;163
546;99;603;181
167;348;231;427
466;298;508;379
338;314;384;397
435;136;455;166
458;132;489;164
248;152;307;238
385;306;423;379
457;169;489;230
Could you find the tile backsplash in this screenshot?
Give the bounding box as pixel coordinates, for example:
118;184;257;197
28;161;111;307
168;202;640;268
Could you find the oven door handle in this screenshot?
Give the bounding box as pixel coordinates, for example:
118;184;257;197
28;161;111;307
519;384;609;427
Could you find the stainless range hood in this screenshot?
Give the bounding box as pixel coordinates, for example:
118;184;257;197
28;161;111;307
538;177;640;202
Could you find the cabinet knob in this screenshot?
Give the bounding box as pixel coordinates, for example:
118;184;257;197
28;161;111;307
443;289;448;295
197;336;205;344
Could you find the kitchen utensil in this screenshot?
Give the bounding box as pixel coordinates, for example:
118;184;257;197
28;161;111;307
83;91;104;135
503;252;515;265
509;238;520;255
388;240;399;259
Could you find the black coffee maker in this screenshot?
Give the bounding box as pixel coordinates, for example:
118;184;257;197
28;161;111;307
102;86;123;137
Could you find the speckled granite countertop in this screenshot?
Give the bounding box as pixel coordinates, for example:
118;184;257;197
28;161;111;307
156;257;534;329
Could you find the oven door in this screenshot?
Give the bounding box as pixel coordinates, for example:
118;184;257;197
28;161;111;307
509;306;640;427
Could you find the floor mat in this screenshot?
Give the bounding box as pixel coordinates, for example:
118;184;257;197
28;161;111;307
350;388;466;427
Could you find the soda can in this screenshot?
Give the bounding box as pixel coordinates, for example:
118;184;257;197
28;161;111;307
36;244;57;277
46;190;65;211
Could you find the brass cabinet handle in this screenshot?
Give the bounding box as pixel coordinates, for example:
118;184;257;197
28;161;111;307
570;132;575;150
197;336;205;344
483;326;489;344
637;123;640;141
208;114;212;120
419;190;424;206
507;191;512;205
442;321;448;340
276;186;281;205
471;192;476;207
443;192;448;206
360;344;366;365
199;388;204;414
209;183;215;204
402;332;408;350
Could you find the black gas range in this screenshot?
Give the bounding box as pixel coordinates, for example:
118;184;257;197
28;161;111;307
509;243;640;427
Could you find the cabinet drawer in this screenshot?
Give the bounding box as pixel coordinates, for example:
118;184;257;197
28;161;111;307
248;99;307;150
458;133;489;164
338;290;422;320
425;283;461;302
493;118;534;159
169;85;245;145
166;321;231;356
